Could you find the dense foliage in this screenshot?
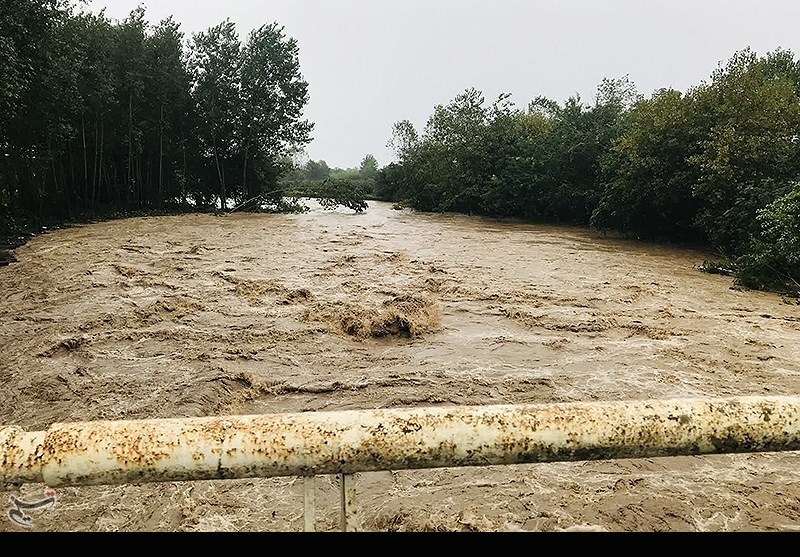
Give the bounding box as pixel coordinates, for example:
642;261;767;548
377;49;800;293
0;0;312;232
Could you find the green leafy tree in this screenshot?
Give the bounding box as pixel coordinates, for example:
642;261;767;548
189;19;241;210
112;7;149;207
304;160;331;180
144;17;192;208
240;22;313;202
690;48;800;255
0;0;70;219
736;182;800;293
592;88;703;240
387;119;420;162
478;96;550;218
0;2;315;229
359;154;378;180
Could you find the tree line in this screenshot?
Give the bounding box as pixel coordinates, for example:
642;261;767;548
0;0;312;234
281;154;379;191
375;49;800;294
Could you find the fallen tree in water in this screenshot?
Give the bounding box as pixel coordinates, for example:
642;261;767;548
224;178;370;215
281;178;370;213
316;179;369;213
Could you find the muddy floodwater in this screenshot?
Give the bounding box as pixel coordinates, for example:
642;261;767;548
1;200;799;531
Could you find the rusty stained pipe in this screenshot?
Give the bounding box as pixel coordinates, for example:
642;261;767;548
1;396;800;489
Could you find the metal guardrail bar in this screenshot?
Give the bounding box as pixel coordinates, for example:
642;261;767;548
1;396;799;490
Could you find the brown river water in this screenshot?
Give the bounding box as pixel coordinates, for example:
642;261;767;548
1;200;799;531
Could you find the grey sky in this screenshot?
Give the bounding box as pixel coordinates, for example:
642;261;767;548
88;0;800;169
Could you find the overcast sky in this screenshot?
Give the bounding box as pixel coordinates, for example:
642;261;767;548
87;0;800;169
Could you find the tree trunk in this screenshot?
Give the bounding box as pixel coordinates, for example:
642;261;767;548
181;128;187;204
242;141;249;200
81;112;88;213
47;139;58;220
92;116;98;208
145;154;151;207
68;138;75;195
60;158;71;218
158;103;164;209
112;159;119;207
136;155;142;210
127;90;133;208
212;134;226;211
99;118;106;206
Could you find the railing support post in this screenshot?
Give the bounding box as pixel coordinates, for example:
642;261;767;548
340;473;359;532
303;475;316;532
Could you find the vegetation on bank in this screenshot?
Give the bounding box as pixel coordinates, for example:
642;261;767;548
0;0;313;232
375;49;800;295
2;2;797;294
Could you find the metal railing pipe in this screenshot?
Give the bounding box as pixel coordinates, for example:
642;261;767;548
1;396;799;489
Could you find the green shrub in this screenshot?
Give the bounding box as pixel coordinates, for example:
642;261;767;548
735;183;800;294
